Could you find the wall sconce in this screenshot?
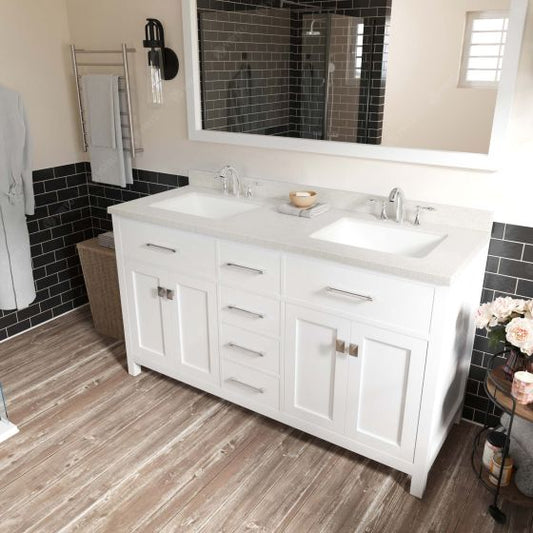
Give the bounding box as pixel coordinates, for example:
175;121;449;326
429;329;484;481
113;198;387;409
143;18;179;105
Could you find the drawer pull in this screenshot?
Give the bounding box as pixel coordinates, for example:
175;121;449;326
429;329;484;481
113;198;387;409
226;377;264;394
166;289;175;301
225;262;264;275
349;343;359;357
326;286;373;303
226;305;265;320
227;342;264;358
145;243;177;254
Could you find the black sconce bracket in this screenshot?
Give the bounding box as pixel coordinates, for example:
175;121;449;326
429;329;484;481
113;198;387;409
143;18;179;80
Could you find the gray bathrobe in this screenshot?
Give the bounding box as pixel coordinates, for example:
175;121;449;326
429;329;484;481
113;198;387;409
0;86;35;310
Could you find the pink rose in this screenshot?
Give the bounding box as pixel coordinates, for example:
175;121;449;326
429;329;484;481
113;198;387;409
525;300;533;320
505;317;533;356
491;297;525;322
475;302;496;329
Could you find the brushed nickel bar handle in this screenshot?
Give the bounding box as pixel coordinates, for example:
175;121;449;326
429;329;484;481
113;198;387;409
145;243;177;254
227;343;265;358
226;377;264;394
226;305;265;320
326;286;373;303
225;263;264;275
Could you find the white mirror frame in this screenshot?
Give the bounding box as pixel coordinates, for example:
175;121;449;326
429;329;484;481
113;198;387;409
182;0;527;171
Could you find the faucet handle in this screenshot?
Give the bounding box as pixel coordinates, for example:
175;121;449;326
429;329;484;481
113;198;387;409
214;173;229;194
369;198;388;220
380;200;388;220
241;180;257;199
414;205;435;226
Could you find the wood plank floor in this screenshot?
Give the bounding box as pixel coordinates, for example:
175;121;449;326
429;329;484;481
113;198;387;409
0;307;532;533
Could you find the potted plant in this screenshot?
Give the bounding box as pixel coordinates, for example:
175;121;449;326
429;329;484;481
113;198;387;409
475;297;533;380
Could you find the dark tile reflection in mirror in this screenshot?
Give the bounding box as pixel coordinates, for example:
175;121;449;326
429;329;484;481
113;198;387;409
197;0;391;144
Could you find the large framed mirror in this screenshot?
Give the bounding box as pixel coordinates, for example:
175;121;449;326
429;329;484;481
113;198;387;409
182;0;527;169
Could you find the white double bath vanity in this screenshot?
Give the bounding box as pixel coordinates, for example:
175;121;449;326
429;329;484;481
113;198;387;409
109;173;491;498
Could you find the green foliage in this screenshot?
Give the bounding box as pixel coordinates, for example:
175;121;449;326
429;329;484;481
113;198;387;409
488;325;507;349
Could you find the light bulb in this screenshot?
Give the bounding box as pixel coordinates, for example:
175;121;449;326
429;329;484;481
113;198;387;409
147;48;164;105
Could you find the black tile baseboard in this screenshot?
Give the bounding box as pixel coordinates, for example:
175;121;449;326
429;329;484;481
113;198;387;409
89;168;189;234
0;163;92;342
463;222;533;425
0;163;188;342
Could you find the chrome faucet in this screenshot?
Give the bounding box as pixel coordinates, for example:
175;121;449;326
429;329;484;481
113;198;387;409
215;165;240;197
388;187;405;224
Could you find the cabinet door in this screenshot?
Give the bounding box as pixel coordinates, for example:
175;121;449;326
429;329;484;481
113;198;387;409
284;305;351;431
165;273;220;386
123;261;178;375
345;323;427;461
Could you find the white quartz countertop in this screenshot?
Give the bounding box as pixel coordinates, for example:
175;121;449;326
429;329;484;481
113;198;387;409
108;185;491;286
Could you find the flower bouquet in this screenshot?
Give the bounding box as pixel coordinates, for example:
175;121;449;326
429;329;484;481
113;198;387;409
475;297;533;379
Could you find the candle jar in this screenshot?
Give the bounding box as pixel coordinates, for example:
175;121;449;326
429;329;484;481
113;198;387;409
489;454;514;487
511;371;533;405
482;431;506;470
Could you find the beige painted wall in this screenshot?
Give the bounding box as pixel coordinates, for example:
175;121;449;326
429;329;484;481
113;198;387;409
64;0;532;226
0;0;81;169
383;0;509;153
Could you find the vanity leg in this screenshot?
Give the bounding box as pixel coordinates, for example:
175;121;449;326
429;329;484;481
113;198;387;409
128;360;142;377
409;471;428;499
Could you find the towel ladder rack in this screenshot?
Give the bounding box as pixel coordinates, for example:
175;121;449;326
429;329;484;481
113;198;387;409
70;44;143;157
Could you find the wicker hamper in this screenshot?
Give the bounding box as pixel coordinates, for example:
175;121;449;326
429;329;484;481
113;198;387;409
77;238;124;340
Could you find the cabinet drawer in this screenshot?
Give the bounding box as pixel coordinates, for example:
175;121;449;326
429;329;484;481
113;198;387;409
285;255;434;334
219;240;281;295
222;360;280;410
220;287;280;338
220;324;280;375
116;218;216;279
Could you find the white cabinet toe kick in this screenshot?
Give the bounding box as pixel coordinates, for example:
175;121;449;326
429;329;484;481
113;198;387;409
112;216;487;498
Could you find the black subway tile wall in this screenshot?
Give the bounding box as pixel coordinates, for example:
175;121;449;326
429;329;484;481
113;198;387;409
89;169;189;234
463;223;533;426
196;0;391;143
198;4;292;135
0;163;93;342
0;163;189;342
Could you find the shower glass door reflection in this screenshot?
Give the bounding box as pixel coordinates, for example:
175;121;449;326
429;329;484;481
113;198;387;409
301;14;364;142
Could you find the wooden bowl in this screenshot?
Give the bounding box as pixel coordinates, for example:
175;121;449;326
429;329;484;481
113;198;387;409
289;191;317;208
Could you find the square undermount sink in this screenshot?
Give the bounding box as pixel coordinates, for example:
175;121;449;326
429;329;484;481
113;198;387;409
311;217;447;258
150;192;260;219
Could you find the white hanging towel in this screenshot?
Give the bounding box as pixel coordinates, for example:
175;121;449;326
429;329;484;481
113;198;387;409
0;86;36;311
82;74;132;187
